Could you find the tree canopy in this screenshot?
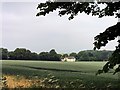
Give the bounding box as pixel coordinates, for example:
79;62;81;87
36;1;120;19
36;1;120;74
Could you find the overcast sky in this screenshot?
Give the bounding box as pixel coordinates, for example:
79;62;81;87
1;2;118;53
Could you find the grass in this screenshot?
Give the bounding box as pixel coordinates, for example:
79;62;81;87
1;60;120;88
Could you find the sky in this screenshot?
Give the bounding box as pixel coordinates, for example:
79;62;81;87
1;1;119;54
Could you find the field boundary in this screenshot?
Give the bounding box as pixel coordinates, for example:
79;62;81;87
6;64;82;73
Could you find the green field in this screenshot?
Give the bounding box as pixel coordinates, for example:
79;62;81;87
2;60;120;88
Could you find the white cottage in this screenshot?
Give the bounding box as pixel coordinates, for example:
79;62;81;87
61;56;76;62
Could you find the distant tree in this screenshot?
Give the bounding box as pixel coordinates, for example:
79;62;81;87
8;51;15;60
62;54;68;58
39;49;61;61
98;51;110;60
39;52;49;60
77;50;112;61
31;52;39;60
0;48;2;59
1;48;8;60
78;51;90;61
70;52;79;60
49;49;61;61
9;48;32;60
58;54;62;58
36;1;120;74
70;52;76;56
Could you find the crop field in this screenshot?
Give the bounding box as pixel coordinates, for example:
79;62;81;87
1;60;120;89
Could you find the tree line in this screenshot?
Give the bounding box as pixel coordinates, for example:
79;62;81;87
0;48;113;61
0;48;61;61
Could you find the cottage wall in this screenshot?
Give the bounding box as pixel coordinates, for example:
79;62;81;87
61;57;76;62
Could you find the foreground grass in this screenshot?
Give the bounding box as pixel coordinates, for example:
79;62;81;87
2;60;120;89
